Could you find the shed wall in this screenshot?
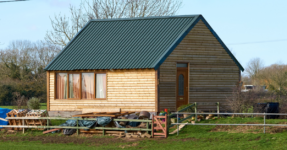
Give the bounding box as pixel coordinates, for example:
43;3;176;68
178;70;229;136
47;69;157;112
159;20;240;111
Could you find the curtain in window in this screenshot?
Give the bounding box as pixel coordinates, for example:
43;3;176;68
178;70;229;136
82;73;94;99
69;74;80;98
56;73;67;99
96;74;106;98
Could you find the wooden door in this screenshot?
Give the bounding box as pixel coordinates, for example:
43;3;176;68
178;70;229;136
176;64;188;109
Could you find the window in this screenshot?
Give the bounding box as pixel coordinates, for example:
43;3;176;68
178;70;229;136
96;74;106;98
177;63;187;67
56;73;67;99
55;72;106;100
69;74;80;99
82;73;95;99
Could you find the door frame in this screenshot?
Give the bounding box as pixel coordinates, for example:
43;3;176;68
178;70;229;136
175;62;190;109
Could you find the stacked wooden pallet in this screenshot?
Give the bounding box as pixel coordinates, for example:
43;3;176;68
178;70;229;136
6;109;28;131
25;110;48;128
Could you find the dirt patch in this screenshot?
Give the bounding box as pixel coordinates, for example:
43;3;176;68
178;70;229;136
211;122;287;134
119;142;139;149
0;131;144;147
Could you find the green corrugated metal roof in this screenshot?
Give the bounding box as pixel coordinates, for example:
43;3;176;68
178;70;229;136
44;15;244;71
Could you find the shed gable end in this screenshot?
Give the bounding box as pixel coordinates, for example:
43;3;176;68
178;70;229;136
158;20;240;111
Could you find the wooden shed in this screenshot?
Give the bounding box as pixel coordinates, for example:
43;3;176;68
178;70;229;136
45;15;244;116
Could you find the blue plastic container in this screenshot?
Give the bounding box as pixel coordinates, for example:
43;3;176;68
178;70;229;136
0;108;12;128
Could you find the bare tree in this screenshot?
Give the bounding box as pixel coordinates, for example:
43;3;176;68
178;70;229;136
45;0;182;47
241;75;252;86
13;92;27;109
259;64;287;101
0;40;61;103
245;58;264;85
0;40;60;80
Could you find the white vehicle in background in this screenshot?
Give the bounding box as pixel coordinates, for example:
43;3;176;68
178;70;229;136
241;85;268;92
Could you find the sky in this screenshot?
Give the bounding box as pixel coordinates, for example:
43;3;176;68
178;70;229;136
0;0;286;71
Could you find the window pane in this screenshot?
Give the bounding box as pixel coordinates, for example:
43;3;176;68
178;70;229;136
177;63;187;67
96;74;106;98
69;74;80;98
82;73;94;99
178;74;184;96
56;73;67;99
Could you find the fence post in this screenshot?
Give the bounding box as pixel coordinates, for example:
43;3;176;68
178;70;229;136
77;119;79;136
264;113;266;134
22;119;24;134
217;102;220;118
195;102;197;123
167;113;169;136
152;114;154;138
177;112;179;136
47;119;49;130
146;122;149;134
165;114;168;138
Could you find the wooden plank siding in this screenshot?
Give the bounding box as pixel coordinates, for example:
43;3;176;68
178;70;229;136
47;71;50;111
159;20;240;111
48;69;157;112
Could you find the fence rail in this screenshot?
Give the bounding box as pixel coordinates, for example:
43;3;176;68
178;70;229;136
171;112;287;135
1;117;152;135
172;112;286;115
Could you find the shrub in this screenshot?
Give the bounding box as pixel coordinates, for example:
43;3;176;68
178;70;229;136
177;104;195;112
27;97;40;109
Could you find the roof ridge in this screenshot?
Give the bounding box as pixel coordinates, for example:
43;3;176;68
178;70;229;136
90;14;201;22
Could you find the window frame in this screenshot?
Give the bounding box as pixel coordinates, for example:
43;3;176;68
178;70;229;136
54;71;107;100
55;73;68;100
68;73;81;100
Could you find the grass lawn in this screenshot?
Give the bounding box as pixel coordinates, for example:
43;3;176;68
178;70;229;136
1;117;287;149
0;103;47;110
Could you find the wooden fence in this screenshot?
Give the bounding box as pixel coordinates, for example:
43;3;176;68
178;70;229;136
1;117;152;136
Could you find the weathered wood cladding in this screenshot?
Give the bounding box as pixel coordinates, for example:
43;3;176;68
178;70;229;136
159;20;240;111
48;69;156;112
47;71;50;111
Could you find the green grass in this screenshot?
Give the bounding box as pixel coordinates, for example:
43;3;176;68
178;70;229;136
1;117;287;149
0;141;94;150
0;103;47;110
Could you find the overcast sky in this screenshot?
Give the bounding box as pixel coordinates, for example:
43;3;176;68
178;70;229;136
0;0;286;70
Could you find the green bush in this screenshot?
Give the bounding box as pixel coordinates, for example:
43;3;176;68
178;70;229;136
27;97;40;109
177;104;195;112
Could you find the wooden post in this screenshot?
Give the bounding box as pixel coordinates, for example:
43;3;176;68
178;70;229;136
146;122;149;134
76;119;79;135
46;71;50;111
195;102;197;123
217;102;220;118
103;129;105;136
22;119;25;134
165;114;168;138
263;112;266;134
167;113;169;136
177;113;179;136
47;119;49;130
151;114;154;138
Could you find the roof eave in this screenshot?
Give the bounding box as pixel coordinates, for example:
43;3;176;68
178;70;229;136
199;16;244;72
44;20;94;71
89;14;202;22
